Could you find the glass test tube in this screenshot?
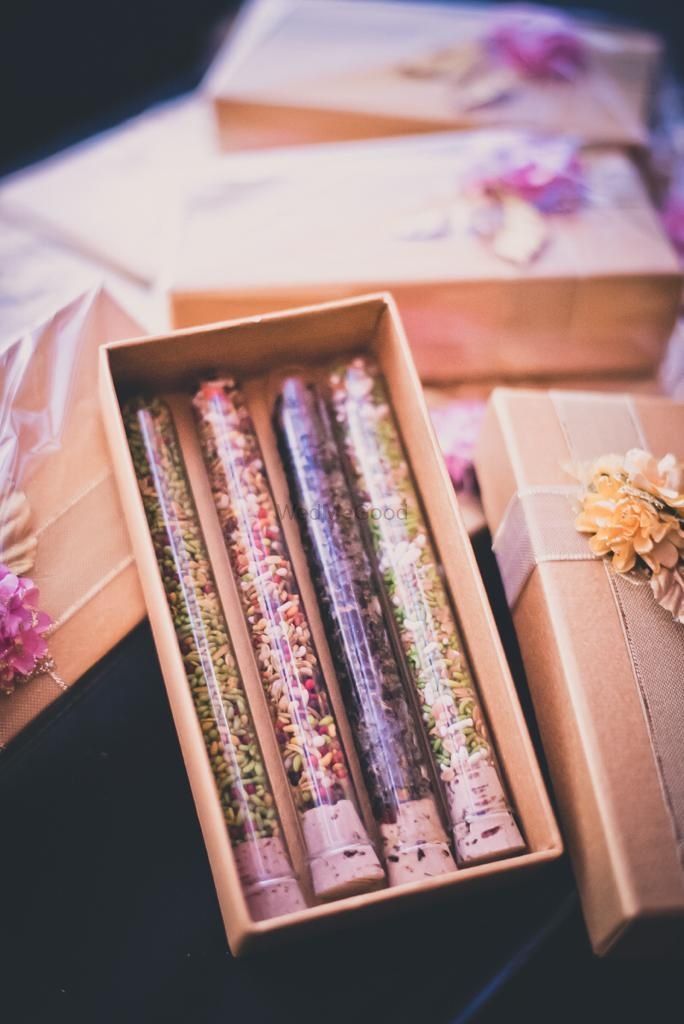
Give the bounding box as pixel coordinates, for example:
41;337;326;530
124;397;305;920
275;377;457;885
328;359;525;865
192;380;385;900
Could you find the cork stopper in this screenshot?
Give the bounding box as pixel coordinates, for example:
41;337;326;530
380;796;457;886
243;876;308;921
234;836;307;920
301;799;385;900
445;757;526;865
453;810;526;865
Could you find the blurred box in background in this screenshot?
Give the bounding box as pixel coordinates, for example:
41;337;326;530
206;0;662;151
168;131;681;383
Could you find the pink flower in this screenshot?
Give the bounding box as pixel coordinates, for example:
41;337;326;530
430;400;486;493
662;192;684;258
475;138;584;213
0;563;52;694
486;7;586;81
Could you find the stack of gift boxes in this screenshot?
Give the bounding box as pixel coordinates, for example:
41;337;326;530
4;0;684;958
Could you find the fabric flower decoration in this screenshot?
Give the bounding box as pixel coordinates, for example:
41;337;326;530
464;138;584;264
623;449;684;509
486;7;587;81
574;451;684;623
398;137;584;266
474;138;584;214
0;564;52;695
576;476;684;573
661;191;684;259
650;565;684;623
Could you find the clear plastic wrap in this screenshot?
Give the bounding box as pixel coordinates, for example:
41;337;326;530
0;288;145;747
275;377;456;885
192;380;385;899
329;357;525;865
123;396;305;920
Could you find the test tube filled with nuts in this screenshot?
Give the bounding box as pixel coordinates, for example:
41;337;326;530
276;377;457;885
193;380;385;900
328;359;525;866
124;397;305;920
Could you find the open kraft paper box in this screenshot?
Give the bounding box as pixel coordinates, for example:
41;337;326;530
99;294;561;955
168;132;682;384
475;388;684;957
206;0;660;152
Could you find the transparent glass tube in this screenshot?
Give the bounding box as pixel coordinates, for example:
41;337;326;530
192;380;384;900
124;397;305;920
328;359;525;866
276;377;457;885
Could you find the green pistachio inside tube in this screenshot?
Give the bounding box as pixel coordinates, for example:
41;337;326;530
124;396;305;920
193;380;385;900
276;376;457;886
328;359;525;866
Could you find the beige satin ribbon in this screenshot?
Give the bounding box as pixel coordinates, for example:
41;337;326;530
492;391;684;868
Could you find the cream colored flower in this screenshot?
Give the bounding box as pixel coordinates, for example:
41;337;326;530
576;472;684;573
650;564;684;623
624;449;684;510
565;454;623;488
589;454;625;479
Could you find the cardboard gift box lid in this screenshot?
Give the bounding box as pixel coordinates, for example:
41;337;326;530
206;0;661;149
475;388;684;956
0;288;146;748
168;131;681;382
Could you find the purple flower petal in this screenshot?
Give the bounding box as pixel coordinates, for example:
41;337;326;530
430;401;486;494
486;7;586;81
0;561;53;689
471;138;585;214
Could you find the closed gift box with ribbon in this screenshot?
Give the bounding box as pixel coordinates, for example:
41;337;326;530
0;287;146;749
168;131;681;383
206;0;661;152
475;388;684;956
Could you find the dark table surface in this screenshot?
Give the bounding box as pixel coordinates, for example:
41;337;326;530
1;537;681;1024
3;2;684;1019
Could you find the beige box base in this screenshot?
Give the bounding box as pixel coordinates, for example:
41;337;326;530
476;388;684;957
100;294;561;955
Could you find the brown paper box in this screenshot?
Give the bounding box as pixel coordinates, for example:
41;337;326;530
206;0;661;152
0;288;146;749
99;293;561;954
168;134;681;383
475;388;684;956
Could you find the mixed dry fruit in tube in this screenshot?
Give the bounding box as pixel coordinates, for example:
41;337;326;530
124;396;305;919
193;379;385;900
276;376;457;885
328;358;525;865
